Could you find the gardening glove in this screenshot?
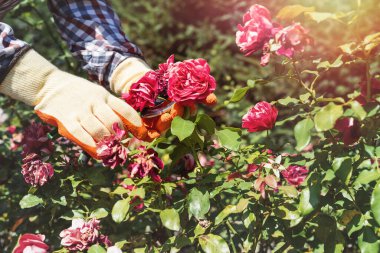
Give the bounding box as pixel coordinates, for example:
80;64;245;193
0;50;148;158
110;58;218;140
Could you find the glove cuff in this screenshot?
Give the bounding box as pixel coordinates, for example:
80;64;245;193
110;57;151;95
0;49;57;106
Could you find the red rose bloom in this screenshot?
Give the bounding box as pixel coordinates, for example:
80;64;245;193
122;71;159;112
275;23;311;58
281;165;308;187
22;122;54;157
334;118;361;146
242;101;278;132
96;123;129;169
167;58;216;105
13;233;49;253
127;146;164;182
236;4;274;56
21;153;54;187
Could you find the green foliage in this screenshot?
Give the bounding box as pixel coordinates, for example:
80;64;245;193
0;0;379;252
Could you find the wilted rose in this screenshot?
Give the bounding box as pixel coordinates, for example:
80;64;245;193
281;165;308;187
167;58;216;105
21;153;54;187
60;218;110;251
242;101;278;132
97;123;129;169
122;71;159;112
127;146;164;182
274;23;311;58
236;4;274;56
13;233;49;253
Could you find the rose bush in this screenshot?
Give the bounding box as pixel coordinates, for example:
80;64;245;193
0;1;380;252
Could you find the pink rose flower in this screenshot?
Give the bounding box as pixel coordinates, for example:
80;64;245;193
13;234;49;253
334;118;361;146
60;218;110;251
97;123;129;169
126;146;164;182
156;54;175;95
236;4;274;56
22;122;54;157
242;101;278;132
275;23;310;58
198;153;215;167
167;58;216;105
122;71;159;112
21;153;54;187
281;165;308;187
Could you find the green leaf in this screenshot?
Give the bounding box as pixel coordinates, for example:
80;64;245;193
199;234;230;253
215;205;236;225
314;103;343;131
227;87;251;104
277;96;299;106
160;208;181;231
307;12;336;23
51;196;67;206
351;100;367;120
214;199;249;225
371;182;380;226
216;129;240;151
298;184;321;216
276;5;315;20
90;208;109;219
354;169;380;185
196;114;216;134
358;227;380;253
188;188;210;219
111;198;130;223
171;117;196;141
19;194;43;209
317;55;343;69
88;245;106;253
294;118;314;151
332;157;352;185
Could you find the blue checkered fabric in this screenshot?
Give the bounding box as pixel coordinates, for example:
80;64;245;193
0;0;143;86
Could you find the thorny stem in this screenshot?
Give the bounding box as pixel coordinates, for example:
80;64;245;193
291;61;315;97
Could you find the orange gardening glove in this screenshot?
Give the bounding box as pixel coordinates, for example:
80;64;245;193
0;50;148;158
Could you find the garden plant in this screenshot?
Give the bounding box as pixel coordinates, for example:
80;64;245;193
0;0;379;252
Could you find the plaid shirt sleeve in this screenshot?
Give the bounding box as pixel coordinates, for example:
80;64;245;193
0;22;31;82
47;0;144;86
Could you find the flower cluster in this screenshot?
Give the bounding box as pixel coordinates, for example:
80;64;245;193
236;4;311;65
20;122;55;187
123;55;216;111
96;123;129;169
252;156;308;198
13;233;49;253
60;218;111;251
